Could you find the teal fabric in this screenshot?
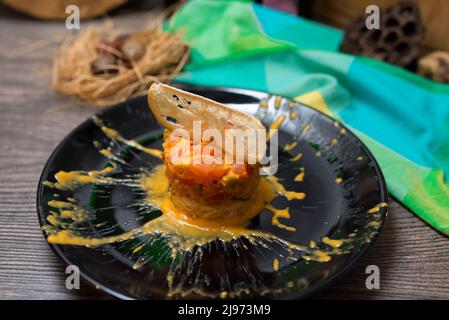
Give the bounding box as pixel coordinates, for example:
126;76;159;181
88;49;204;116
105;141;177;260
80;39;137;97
345;60;449;176
252;4;343;50
167;0;449;235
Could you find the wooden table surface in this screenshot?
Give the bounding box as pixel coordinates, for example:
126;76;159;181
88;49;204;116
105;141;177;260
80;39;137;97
1;4;448;300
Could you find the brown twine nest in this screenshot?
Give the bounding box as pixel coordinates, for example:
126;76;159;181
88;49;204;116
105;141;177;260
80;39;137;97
52;22;189;107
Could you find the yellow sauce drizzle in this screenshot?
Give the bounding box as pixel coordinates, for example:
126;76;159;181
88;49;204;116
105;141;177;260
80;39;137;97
289;152;303;162
273;258;279;271
301;124;311;136
99;148;126;164
133;245;143;253
294;168;305;182
284;141;297;152
322;236;344;248
45;167;115;190
47;199;87;222
368;221;381;228
260;99;269;109
265;175;305;200
93;116;163;159
266;205;296;232
302;250;331;263
289;111;298;120
274;96;282;109
367;202;388;214
268;115;286;140
41;118;379;298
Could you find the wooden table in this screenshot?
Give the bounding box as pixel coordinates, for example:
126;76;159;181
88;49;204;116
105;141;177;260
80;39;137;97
1;4;448;300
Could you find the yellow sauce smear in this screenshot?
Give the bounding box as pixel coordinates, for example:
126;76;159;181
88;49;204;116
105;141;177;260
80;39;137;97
155;171;277;237
42;119;378;298
274;96;282;109
93;116;163;159
43;161;357;298
301;124;311;136
290;153;303;162
260;99;268;109
322;236;344;248
266;175;305;201
266;205;296;232
267;115;286;140
273;258;279;271
368;221;381;228
284;141;297;152
294;168;305;182
367;202;388;214
47;200;87;223
45;167;115;190
47;165;278;248
99;148;126;164
302;250;331;263
289;111;298;120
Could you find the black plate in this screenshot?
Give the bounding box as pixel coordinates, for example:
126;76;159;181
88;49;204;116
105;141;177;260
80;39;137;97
37;84;388;299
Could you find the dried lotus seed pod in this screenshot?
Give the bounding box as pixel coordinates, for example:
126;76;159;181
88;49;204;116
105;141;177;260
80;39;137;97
418;51;449;84
340;0;424;69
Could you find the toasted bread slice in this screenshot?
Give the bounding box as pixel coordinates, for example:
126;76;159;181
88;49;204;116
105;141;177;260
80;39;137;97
148;83;266;163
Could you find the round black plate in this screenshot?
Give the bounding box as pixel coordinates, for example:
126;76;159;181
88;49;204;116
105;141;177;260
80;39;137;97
37;84;388;299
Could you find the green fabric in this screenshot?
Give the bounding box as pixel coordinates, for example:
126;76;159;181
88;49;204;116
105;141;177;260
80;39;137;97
167;0;293;68
166;0;449;235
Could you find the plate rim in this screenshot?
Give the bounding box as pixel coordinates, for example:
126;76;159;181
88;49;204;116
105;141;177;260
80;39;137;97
36;83;389;300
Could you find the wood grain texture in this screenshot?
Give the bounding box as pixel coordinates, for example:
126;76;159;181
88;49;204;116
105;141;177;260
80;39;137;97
1;3;449;300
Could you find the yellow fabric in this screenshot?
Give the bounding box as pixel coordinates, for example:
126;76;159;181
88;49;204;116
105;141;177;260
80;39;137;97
294;91;333;117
